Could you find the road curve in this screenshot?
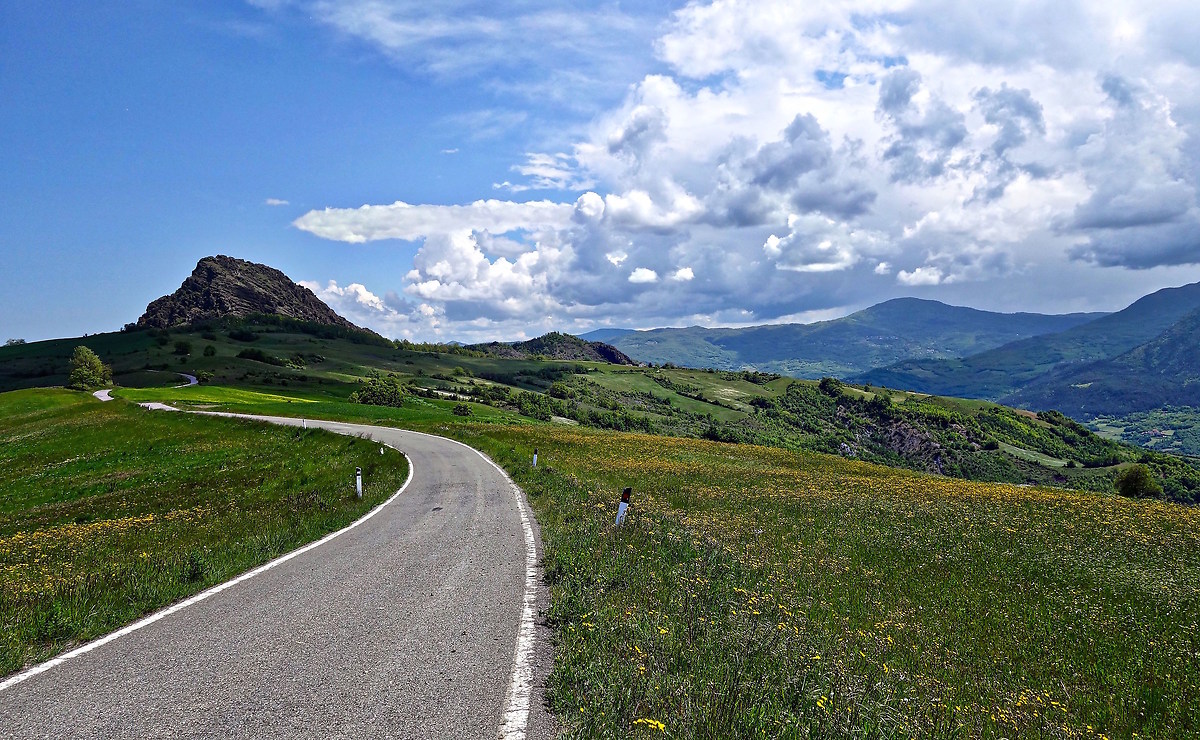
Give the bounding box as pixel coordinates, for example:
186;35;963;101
0;413;555;739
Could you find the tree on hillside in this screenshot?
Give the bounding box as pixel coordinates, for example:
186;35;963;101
348;371;405;408
67;346;112;391
1114;464;1164;499
5;338;25;346
818;377;844;396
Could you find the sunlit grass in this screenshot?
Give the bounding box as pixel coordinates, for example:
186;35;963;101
453;424;1199;739
0;388;408;676
40;385;1200;736
115;384;320;406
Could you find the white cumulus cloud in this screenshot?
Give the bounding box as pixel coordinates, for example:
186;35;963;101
281;0;1200;340
896;266;945;286
628;267;659;283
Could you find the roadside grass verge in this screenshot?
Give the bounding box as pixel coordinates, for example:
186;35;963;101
0;388;408;677
471;426;1200;739
88;386;1200;737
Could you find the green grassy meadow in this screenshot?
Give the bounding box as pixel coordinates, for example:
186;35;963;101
0;388;409;676
6;324;1200;736
104;384;1200;738
463;425;1199;739
6;319;1198;501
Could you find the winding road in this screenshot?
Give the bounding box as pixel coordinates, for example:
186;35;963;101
0;409;555;739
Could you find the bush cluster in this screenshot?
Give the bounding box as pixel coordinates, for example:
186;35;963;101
349;372;405;408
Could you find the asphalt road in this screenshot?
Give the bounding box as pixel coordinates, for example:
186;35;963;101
0;413;555;739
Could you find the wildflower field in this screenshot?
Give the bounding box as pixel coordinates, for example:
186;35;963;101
59;386;1200;737
456;423;1199;739
0;389;408;676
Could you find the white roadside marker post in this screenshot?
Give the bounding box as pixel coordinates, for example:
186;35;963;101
302;419;306;430
615;487;631;527
532;448;538;468
380;447;384;455
355;467;363;500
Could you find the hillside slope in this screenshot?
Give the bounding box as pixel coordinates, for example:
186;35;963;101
856;281;1200;399
470;332;636;365
1006;307;1200;417
610;298;1104;377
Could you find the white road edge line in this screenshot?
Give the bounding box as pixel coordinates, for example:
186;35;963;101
306;421;540;740
277;419;540;740
0;433;416;694
6;406;540;740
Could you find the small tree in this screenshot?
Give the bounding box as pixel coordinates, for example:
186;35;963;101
452;403;473;417
348;371;405;408
818;376;844;396
4;338;26;346
1113;464;1163;499
67;346;112;391
174;340;192;356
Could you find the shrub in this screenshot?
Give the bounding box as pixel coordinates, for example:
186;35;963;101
228;328;259;342
173;341;192;356
1114;464;1163;499
4;338;26;346
349;372;405;408
67;346;112;390
203;345;216;357
452;403;473;417
818;377;844;396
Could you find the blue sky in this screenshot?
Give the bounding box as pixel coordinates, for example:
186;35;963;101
4;1;1200;342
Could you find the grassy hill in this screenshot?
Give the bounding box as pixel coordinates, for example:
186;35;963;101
5;315;1199;502
607;298;1104;377
38;383;1197;738
857;281;1200;399
0;388;408;675
467;331;635;364
478;423;1200;738
5;338;1198;735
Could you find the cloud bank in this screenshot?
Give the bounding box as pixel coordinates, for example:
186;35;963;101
287;0;1200;341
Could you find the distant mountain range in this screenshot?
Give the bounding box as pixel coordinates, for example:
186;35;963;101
577;328;638;345
593;298;1106;377
1004;306;1200;417
587;283;1200;430
855;281;1200;413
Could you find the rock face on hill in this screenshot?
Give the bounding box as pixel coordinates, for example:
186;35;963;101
471;332;637;365
137;255;363;331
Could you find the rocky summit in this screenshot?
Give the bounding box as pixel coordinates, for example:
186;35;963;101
137;255;363;331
